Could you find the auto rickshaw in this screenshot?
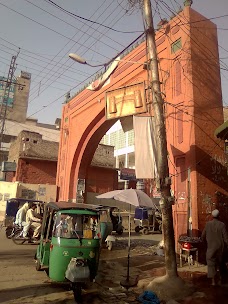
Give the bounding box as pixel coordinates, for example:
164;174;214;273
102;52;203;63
4;198;44;238
134;207;162;234
35;201;101;302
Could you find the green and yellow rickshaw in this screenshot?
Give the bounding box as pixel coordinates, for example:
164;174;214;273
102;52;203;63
35;201;101;302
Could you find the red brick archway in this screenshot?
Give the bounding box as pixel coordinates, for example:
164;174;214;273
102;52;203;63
68;110;117;199
57;7;227;241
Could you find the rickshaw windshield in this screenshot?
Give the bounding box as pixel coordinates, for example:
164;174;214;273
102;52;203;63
53;212;100;239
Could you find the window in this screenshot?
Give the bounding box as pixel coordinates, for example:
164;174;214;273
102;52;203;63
128;130;134;146
118;129;126;149
171;38;182;53
53;213;100;239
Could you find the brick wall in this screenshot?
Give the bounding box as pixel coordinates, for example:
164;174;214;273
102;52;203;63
15;159;57;184
86;166;118;194
91;144;115;168
8;130;58;163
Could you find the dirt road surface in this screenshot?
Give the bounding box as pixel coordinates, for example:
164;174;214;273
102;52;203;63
2;227;228;304
0;229;163;304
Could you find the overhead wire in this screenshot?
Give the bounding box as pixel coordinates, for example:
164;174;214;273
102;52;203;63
152;2;227;176
0;47;84;87
0;2;114;61
44;0;143;34
28;3;133;103
23;0;121;53
21;32;145;120
27;1;122;100
0;36;92;77
156;1;228;120
162;0;228;68
162;1;228;107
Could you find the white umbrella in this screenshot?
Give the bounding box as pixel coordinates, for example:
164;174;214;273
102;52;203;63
96;189;157;209
96;189;158;288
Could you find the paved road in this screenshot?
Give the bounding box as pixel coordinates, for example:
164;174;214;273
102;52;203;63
0;227;163;304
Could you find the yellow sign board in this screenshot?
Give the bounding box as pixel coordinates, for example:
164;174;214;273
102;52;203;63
105;82;147;120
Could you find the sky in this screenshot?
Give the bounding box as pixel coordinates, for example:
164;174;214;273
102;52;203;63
0;0;227;124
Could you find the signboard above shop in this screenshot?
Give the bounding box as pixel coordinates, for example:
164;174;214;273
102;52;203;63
1;161;16;172
105;82;147;120
120;168;136;180
0;77;15;107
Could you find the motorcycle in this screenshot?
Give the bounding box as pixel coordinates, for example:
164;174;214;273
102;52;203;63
4;199;45;239
12;226;37;245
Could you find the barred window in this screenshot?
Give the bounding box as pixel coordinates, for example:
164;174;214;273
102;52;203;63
118;129;126;149
110;133;117;147
128;130;134;146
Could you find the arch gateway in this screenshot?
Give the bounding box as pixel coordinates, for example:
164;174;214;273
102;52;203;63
57;6;228;240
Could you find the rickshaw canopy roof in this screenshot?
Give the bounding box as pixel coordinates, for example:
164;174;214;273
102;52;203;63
7;198;44;203
46;201;101;213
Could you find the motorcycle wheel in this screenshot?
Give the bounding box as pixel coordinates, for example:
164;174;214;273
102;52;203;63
5;227;13;239
72;283;82;303
142;227;149;235
117;228;123;235
12;230;26;245
135;226;140;233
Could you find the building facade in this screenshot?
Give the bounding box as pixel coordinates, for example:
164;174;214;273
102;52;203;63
8;130;59;184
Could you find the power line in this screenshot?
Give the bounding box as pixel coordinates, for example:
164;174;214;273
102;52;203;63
23;0;121;53
44;0;143;34
0;48;84;86
156;2;228;107
27;1;119;100
0;36;92;77
25;32;145;118
159;0;228;66
28;4;133;102
0;2;113;60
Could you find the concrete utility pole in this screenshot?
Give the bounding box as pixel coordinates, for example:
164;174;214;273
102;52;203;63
0;55;17;160
143;0;178;278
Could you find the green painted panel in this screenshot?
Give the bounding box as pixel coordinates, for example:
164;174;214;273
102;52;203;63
49;237;100;282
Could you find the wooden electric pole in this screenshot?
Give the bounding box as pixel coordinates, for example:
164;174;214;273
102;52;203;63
143;0;178;278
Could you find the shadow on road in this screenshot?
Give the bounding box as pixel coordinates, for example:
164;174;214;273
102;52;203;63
0;251;36;265
0;282;69;303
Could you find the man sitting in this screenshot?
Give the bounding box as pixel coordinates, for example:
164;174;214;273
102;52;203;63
14;203;30;235
24;203;42;240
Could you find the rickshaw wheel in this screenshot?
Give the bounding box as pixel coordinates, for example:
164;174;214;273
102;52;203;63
135;226;140;233
142;227;149;235
72;283;82;303
12;230;26;245
35;259;42;271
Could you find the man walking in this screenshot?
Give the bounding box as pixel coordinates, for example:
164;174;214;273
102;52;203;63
202;209;228;285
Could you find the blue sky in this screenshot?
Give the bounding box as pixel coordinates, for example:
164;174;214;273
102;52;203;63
0;0;227;124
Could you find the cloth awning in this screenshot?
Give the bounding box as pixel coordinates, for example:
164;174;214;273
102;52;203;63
215;120;228;140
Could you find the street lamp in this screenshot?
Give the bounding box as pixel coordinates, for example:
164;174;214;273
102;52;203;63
69;53;145;67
